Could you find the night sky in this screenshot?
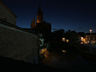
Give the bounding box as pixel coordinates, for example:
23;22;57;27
2;0;96;32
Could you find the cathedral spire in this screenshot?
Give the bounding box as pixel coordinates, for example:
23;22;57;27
36;0;43;24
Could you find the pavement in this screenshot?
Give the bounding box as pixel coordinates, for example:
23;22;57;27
0;56;96;71
41;51;95;69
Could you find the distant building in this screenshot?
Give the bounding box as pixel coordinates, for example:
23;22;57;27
36;8;43;24
0;0;16;26
80;33;96;45
47;29;65;42
31;8;51;35
86;33;96;44
36;21;51;34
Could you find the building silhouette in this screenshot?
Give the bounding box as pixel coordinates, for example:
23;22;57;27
80;33;96;45
0;0;16;25
31;7;51;36
36;8;43;24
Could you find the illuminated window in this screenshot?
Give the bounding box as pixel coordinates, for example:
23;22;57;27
62;50;67;53
66;39;69;43
62;37;66;42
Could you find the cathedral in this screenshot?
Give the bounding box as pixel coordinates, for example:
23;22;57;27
31;7;51;35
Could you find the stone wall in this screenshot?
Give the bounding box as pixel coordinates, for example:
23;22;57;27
0;24;39;64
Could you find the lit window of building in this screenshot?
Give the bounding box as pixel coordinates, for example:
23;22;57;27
66;39;69;43
62;37;66;42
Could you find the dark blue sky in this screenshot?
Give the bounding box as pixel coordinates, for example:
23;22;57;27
3;0;96;32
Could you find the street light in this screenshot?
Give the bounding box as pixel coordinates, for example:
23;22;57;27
89;29;93;44
89;29;92;33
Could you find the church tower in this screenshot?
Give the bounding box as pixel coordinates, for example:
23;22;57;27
36;7;43;24
31;16;36;29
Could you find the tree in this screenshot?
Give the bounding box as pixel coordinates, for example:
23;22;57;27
65;30;81;55
65;30;80;45
47;29;65;53
78;32;86;37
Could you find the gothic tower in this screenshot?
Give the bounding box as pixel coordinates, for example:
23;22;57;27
36;7;43;24
36;0;43;24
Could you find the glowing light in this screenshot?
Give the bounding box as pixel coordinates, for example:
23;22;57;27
66;39;69;43
81;37;83;40
44;51;49;58
62;37;66;42
81;37;88;44
89;29;93;33
37;16;41;23
40;48;47;54
40;48;49;58
62;50;67;53
81;42;84;44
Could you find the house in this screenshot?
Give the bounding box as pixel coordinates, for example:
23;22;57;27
80;33;96;45
0;0;16;26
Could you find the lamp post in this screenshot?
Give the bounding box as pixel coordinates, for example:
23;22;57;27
89;29;92;44
89;29;93;53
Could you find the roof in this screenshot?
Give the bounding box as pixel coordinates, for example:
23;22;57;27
86;33;96;35
0;21;19;28
0;0;16;17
